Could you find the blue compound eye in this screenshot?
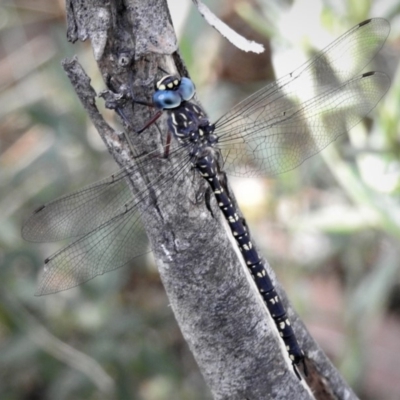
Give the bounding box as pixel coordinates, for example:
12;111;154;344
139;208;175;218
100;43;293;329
153;90;181;109
178;77;195;101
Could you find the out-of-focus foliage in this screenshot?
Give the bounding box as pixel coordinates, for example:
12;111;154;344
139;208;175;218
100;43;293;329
1;0;399;399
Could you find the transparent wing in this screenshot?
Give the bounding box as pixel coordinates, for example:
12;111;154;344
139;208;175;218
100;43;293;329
37;201;147;295
215;18;390;176
22;145;188;242
218;72;390;176
34;152;195;295
22;168;133;242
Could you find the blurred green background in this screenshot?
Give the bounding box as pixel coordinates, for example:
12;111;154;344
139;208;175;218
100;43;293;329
1;0;400;399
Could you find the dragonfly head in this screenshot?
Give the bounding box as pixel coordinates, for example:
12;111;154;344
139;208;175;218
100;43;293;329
153;75;195;110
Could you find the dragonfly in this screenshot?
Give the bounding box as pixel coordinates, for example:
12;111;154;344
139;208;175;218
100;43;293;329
22;18;390;378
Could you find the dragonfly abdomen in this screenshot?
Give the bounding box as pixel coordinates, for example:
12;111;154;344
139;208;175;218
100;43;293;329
195;148;305;376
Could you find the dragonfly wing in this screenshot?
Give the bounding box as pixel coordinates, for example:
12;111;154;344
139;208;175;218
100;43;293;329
218;72;390;177
22;144;189;242
215;18;389;135
36;201;148;295
22;168;134;242
33;148;197;295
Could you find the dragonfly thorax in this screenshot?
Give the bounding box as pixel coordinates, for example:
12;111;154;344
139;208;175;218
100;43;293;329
167;102;216;150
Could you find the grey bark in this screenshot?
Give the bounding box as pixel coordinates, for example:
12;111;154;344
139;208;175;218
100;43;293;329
63;0;359;399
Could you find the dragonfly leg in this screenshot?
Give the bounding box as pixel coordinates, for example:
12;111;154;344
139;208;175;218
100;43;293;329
136;110;163;133
163;131;172;158
103;69;166;134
